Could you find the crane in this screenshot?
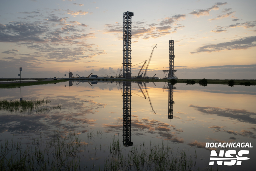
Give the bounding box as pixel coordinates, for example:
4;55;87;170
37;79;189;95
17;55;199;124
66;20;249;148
137;60;147;78
144;44;157;78
87;73;92;78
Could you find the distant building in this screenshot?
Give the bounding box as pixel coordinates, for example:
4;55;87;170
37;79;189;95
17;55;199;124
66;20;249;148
69;72;73;78
90;75;98;78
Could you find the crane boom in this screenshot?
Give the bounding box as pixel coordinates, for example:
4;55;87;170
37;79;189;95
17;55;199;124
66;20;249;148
144;44;157;77
138;60;147;77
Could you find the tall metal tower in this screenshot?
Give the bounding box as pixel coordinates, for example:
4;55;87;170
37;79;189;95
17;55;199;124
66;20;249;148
123;11;134;79
168;40;176;79
123;81;133;146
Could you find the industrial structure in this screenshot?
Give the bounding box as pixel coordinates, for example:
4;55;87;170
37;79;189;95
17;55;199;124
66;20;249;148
123;11;134;79
168;83;175;119
163;82;175;119
69;71;73;78
123;81;133;146
163;40;177;79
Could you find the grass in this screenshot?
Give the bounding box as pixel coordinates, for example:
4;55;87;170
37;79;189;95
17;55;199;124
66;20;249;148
0;131;83;171
0;99;61;113
0;79;67;89
105;137;197;171
0;132;219;171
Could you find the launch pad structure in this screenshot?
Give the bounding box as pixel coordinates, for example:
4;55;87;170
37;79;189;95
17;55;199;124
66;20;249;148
123;11;134;79
163;40;177;79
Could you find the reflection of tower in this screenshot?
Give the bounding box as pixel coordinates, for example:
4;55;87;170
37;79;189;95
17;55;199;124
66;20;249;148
163;82;175;119
123;11;134;79
123;81;133;146
168;82;175;119
69;80;73;87
69;71;73;78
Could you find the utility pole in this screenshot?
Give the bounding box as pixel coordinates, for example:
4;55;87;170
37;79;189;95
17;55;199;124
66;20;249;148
19;67;22;84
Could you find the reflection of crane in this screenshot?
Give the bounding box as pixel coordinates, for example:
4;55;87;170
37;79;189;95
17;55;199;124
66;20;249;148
138;83;146;99
137;60;147;77
143;82;157;114
144;44;157;78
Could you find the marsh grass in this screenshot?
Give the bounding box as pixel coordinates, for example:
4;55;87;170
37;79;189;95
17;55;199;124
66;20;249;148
0;99;61;113
0;131;84;171
105;137;198;171
1;133;216;171
0;80;67;89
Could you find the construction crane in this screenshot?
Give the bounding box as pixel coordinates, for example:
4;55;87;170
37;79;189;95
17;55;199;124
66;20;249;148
144;44;157;78
87;73;92;78
137;60;147;78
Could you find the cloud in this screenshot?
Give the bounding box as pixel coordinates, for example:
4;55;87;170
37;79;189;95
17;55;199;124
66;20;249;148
0;22;48;42
159;14;186;26
190;105;256;124
188;140;206;148
2;49;19;54
211;26;227;33
228;21;256;29
190;2;227;17
105;14;185;40
191;36;256;54
209;11;235;21
73;3;84;6
67;10;89;16
46;14;68;23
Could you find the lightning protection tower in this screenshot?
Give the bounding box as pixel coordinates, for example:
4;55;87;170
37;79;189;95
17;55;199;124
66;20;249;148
168;40;177;79
123;11;134;79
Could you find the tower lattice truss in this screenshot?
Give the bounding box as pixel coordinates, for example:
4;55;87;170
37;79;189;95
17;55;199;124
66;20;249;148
123;81;133;146
168;40;177;79
123;11;134;79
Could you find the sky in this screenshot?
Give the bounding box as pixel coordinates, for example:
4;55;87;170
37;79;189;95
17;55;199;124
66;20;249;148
0;0;255;79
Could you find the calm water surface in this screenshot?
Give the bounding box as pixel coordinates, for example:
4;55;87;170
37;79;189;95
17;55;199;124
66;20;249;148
0;81;256;170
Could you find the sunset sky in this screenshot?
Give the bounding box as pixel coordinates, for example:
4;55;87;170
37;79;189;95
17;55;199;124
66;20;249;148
0;0;255;79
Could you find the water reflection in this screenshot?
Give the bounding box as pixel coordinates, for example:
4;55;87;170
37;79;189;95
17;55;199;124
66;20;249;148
122;81;133;146
168;82;175;119
122;81;176;146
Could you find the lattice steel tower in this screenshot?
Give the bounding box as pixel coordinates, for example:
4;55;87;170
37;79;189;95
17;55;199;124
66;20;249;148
123;81;133;146
123;11;134;79
168;83;174;119
168;40;176;79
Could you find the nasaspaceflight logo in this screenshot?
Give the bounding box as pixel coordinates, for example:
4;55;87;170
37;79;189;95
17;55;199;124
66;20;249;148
205;142;253;166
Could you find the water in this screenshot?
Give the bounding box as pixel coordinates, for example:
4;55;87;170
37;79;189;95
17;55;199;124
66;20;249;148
0;81;255;170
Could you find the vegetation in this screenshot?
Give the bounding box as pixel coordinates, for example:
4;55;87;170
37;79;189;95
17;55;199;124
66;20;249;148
105;138;197;171
199;78;208;86
0;79;67;89
0;99;61;113
0;133;218;171
228;80;234;87
0;131;83;171
186;80;195;85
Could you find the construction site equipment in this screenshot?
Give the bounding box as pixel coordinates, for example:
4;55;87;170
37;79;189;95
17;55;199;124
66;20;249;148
144;44;157;78
137;60;147;77
87;73;92;78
